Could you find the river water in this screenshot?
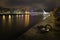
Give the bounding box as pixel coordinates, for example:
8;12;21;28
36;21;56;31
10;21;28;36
0;14;43;40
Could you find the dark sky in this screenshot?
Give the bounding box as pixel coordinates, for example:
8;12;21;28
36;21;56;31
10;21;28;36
0;0;60;11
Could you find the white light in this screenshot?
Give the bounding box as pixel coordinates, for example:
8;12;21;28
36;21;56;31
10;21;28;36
25;11;30;14
43;10;50;20
9;15;11;19
18;11;21;14
25;11;28;13
43;10;48;14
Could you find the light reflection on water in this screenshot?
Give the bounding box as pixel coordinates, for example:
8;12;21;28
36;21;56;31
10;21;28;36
0;14;42;39
9;15;11;19
24;15;30;27
2;15;5;20
2;15;6;27
2;15;30;28
8;15;11;25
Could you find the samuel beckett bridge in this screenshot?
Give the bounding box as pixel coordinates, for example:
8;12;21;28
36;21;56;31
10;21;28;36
0;7;50;20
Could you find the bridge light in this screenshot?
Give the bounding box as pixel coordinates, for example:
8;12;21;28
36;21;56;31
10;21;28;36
43;10;50;20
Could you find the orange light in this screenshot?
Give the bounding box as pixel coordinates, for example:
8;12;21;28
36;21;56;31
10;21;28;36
3;15;5;20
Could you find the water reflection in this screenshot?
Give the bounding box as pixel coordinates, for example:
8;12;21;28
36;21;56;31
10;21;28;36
8;15;11;24
9;15;11;19
2;15;30;31
2;15;5;20
16;15;19;18
2;15;6;26
0;14;41;39
2;15;30;27
24;15;30;27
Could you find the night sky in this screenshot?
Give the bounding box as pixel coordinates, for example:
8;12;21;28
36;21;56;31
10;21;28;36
0;0;60;11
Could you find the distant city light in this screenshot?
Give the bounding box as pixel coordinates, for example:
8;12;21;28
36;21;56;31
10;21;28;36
25;11;30;14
